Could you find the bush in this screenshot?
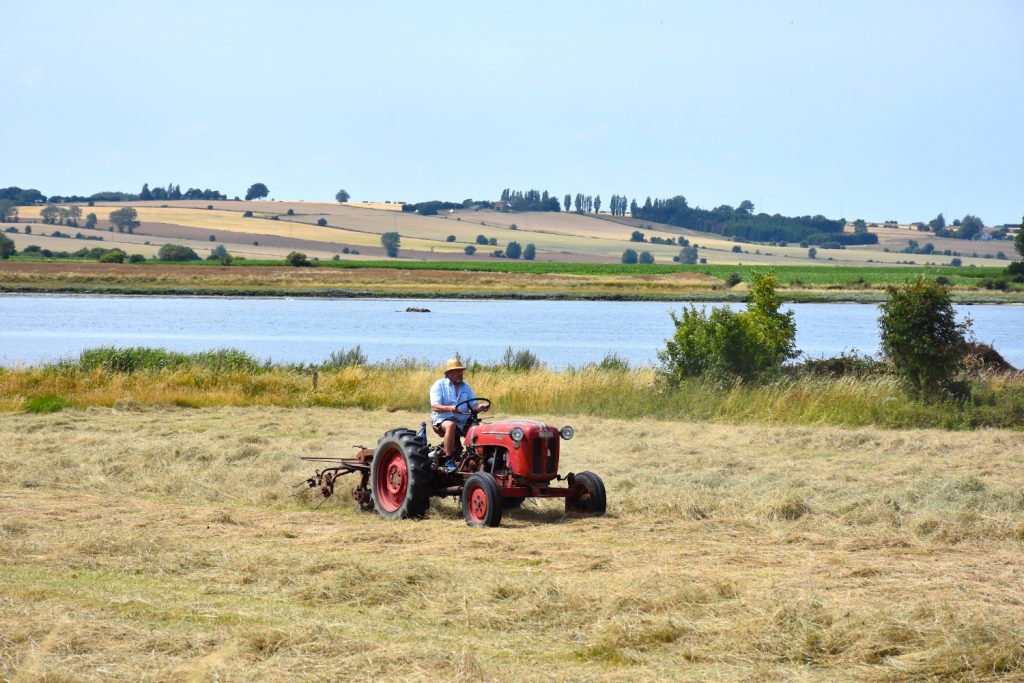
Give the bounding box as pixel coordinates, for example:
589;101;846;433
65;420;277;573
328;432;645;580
621;248;638;264
98;249;126;263
638;251;654;264
659;271;798;385
446;234;456;242
0;233;14;259
286;208;294;216
724;273;742;287
78;347;263;373
323;346;368;368
731;245;742;253
476;234;488;245
317;218;327;226
878;277;970;398
157;244;200;261
285;251;309;267
209;234;216;241
128;254;146;263
464;245;476;255
243;211;253;218
501;347;542;371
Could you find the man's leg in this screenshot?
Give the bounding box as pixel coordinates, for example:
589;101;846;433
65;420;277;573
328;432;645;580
439;419;460;457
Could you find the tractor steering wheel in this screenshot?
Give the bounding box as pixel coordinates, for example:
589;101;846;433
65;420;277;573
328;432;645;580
454;397;491;415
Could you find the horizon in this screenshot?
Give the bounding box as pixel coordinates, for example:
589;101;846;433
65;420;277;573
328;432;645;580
2;1;1022;225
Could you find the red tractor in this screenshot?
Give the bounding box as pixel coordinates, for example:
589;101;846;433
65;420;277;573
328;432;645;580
298;398;606;527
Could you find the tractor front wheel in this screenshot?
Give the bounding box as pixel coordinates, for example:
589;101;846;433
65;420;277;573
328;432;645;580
462;472;503;527
565;471;606;515
371;429;434;520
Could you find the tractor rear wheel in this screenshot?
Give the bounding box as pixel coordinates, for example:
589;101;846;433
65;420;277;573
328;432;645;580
565;471;606;515
462;472;503;527
371;429;434;520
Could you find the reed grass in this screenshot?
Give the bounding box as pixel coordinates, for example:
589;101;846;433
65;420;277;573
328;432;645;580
2;348;1022;429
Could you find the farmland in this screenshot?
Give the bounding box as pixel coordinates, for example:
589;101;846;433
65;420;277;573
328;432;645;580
1;406;1022;681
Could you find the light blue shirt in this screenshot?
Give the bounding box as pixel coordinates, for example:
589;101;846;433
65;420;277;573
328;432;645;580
430;377;477;429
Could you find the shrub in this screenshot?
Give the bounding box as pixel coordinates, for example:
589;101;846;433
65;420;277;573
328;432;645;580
878;277;971;398
285;251;309;267
243;211;253;217
209;234;216;241
731;245;742;253
78;346;263;373
323;346;368;368
724;273;742;287
950;257;962;267
639;251;654;264
207;204;213;210
446;234;456;242
621;249;638;264
501;347;542;371
209;244;232;265
0;233;14;259
464;245;476;255
659;271;798;385
157;244;200;261
476;234;488;245
317;218;327;226
287;208;294;216
128;254;146;263
98;249;126;263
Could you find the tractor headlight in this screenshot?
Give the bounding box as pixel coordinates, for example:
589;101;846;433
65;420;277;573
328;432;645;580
509;427;525;442
560;426;574;440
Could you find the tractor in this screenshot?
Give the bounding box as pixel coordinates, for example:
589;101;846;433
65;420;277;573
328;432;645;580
297;398;606;527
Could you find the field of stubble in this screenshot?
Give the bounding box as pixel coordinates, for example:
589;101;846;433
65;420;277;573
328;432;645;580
1;407;1022;681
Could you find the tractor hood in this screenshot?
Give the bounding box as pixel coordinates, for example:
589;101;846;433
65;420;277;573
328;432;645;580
467;418;574;442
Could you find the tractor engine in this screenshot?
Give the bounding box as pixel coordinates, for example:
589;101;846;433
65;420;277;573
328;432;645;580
465;419;573;484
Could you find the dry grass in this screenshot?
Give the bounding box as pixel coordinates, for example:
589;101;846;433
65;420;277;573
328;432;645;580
0;407;1022;681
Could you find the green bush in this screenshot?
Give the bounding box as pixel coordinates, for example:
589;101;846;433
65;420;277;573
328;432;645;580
128;254;146;263
157;244;200;261
323;346;368;368
878;277;970;398
77;347;264;373
501;347;542;372
24;395;66;413
98;249;126;263
659;271;797;385
285;251;309;267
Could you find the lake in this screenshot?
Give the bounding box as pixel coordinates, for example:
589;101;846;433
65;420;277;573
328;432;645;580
1;295;1021;369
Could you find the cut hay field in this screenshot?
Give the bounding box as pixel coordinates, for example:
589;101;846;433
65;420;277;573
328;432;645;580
1;406;1022;681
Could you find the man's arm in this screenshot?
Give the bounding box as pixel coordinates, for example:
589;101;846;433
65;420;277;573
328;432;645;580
430;381;456;413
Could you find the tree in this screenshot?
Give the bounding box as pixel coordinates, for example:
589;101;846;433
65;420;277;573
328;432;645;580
245;183;269;201
381;231;401;257
464;245;476;255
808;247;817;259
621;248;638;264
1016;216;1024;259
157;243;200;261
317;218;327;226
523;243;536;261
209;244;232;265
0;232;15;259
564;194;571;213
853;219;867;234
285;251;309;266
140;183;153;201
0;200;17;222
737;200;755;215
957;214;984;240
630;230;645;242
40;205;61;224
109;207;140;234
928;213;946;232
594;195;602;214
85;213;97;229
678;245;698;264
639;251;654;264
505;241;522;259
335;189;350;203
879;277;970;398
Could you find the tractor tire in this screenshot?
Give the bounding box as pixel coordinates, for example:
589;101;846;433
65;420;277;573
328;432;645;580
462;472;503;527
565;471;607;515
371;430;434;520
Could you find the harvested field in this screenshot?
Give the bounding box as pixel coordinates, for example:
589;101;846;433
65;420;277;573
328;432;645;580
1;406;1022;681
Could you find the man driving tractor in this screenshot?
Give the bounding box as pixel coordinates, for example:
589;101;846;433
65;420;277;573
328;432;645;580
430;356;488;457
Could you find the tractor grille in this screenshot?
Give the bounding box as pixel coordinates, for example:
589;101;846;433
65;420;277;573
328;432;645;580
531;438;558;475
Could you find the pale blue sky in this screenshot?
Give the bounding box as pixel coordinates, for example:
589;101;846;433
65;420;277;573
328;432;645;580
3;1;1022;224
